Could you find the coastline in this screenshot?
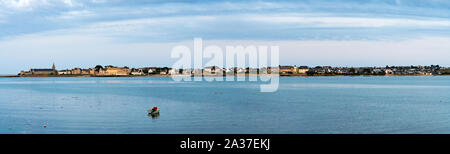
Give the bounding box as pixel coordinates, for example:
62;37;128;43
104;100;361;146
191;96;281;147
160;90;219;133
2;74;449;78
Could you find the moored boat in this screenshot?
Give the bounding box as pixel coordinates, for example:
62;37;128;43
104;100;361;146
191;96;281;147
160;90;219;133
147;106;160;115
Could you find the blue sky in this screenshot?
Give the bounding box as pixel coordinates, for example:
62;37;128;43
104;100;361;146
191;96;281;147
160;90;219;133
1;0;450;74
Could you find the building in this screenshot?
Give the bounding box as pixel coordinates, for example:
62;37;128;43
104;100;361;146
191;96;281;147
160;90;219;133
146;67;158;74
266;67;278;74
385;69;393;75
94;65;106;75
80;69;93;75
168;68;181;75
248;68;259;74
225;68;234;74
236;67;246;74
297;66;309;74
20;63;57;76
259;67;269;74
58;69;72;75
159;67;169;75
279;65;297;74
190;69;201;75
203;66;222;75
131;68;145;75
104;65;131;76
30;69;55;75
180;68;193;75
19;70;32;76
71;68;82;75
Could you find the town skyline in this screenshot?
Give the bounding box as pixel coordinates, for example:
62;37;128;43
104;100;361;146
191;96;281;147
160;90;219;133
14;63;450;77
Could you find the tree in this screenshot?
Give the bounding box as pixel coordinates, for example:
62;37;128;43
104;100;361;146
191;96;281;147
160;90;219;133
95;65;104;71
306;70;316;76
349;68;356;74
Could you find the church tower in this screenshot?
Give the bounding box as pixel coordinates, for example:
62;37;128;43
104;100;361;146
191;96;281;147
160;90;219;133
52;63;56;72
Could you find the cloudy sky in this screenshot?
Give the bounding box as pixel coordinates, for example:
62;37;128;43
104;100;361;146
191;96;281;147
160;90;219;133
0;0;450;74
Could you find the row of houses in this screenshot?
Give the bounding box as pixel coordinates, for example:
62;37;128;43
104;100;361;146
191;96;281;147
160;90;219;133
19;64;304;76
20;64;133;76
56;65;132;76
19;64;449;76
19;64;183;76
303;65;446;75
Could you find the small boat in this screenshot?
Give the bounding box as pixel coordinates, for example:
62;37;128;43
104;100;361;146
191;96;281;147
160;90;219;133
147;106;160;115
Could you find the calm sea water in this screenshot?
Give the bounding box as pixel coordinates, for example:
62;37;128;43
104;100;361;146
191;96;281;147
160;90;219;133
1;76;450;134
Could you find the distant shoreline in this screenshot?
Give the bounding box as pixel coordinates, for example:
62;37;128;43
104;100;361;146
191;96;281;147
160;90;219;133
2;74;450;78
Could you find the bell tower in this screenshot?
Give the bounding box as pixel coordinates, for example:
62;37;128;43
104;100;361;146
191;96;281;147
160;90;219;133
52;63;56;72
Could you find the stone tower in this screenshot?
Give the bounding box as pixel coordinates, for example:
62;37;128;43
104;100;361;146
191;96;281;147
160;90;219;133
52;63;56;72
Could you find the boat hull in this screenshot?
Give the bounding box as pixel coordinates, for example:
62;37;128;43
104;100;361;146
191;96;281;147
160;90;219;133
147;107;160;115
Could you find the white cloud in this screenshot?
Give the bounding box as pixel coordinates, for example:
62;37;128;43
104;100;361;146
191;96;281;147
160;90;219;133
248;14;450;28
0;0;42;9
63;0;73;7
90;0;107;3
50;12;450;35
0;0;80;10
55;10;94;19
64;15;216;36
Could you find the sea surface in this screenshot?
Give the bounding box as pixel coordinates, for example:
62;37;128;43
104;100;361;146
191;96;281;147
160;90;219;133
1;76;450;134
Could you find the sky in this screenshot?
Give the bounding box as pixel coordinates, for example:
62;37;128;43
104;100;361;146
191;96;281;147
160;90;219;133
0;0;450;74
